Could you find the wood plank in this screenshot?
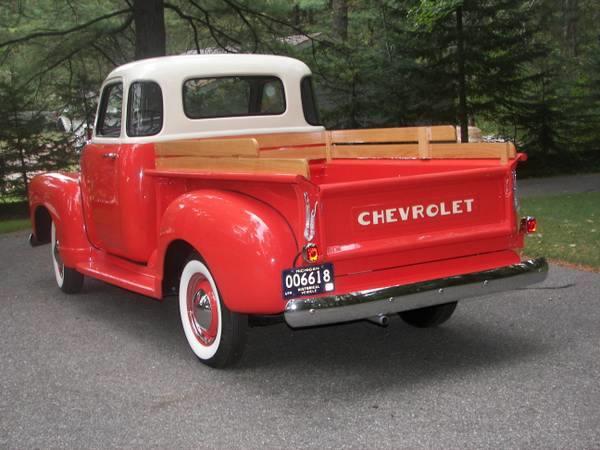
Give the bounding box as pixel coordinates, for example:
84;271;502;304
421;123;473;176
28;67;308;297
248;131;326;149
331;142;517;162
155;138;259;158
431;143;514;161
332;144;419;159
331;125;457;144
155;156;310;178
507;142;517;158
146;168;300;183
259;146;327;160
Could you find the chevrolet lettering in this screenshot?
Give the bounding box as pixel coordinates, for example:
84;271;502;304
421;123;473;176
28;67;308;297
27;54;548;368
357;198;475;226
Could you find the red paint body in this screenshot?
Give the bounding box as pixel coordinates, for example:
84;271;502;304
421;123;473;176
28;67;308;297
29;137;527;315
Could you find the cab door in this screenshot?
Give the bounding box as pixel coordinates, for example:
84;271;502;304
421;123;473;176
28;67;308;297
80;81;124;253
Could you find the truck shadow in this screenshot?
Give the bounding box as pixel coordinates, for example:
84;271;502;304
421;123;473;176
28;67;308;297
240;318;547;390
69;278;550;394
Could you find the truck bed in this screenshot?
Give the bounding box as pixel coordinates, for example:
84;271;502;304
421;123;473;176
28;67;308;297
150;126;523;289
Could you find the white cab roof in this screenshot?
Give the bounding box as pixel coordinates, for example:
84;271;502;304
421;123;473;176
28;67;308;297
93;54;323;144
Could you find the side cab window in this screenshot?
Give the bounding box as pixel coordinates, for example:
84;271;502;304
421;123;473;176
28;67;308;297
96;82;123;137
127;81;163;137
301;76;321;126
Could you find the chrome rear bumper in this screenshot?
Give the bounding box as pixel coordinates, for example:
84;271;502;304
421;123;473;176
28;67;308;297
284;258;548;328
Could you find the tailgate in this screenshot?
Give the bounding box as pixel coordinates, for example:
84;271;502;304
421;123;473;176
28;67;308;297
318;166;517;275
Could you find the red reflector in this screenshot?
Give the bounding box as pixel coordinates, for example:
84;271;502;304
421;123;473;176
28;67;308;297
521;216;537;234
307;246;319;263
303;244;319;263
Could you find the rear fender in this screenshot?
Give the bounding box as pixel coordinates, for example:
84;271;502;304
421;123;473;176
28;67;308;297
28;173;90;266
157;190;298;314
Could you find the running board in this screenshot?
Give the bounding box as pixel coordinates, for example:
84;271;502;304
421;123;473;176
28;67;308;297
76;260;160;298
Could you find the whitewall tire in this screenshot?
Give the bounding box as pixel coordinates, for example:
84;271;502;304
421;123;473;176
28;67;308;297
51;221;84;294
178;255;247;368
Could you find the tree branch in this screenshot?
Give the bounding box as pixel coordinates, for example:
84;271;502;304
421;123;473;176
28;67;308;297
222;0;320;43
184;0;243;50
163;2;201;53
92;43;119;67
20;13;134;88
227;3;259;52
0;8;132;49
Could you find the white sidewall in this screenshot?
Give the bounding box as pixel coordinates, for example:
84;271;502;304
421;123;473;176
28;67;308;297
179;259;223;361
51;222;65;288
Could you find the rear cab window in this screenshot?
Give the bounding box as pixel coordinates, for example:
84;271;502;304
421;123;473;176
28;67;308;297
96;82;123;137
182;76;286;119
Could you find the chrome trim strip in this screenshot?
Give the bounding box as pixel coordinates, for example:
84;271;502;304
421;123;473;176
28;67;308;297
284;258;548;328
303;192;317;242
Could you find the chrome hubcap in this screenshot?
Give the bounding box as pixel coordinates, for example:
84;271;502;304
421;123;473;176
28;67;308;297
192;289;213;331
186;274;218;346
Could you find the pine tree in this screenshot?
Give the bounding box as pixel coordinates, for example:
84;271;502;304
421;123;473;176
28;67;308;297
0;81;79;198
397;0;545;140
291;1;421;128
568;38;600;168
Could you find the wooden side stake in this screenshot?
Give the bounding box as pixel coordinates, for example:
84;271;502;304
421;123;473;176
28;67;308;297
325;130;333;161
418;127;432;159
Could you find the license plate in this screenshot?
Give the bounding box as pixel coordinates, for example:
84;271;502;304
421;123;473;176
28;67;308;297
282;263;335;299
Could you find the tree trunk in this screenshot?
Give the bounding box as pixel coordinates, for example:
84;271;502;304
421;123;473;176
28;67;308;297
456;6;469;143
133;0;166;60
292;3;301;26
563;0;579;57
350;74;359;128
332;0;348;41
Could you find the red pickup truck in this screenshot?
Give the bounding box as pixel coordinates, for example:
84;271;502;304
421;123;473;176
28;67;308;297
28;55;547;367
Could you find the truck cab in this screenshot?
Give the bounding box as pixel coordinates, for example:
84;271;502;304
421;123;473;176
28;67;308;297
28;54;547;368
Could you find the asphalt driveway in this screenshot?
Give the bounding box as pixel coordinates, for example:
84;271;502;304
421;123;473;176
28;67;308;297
1;230;599;448
519;172;600;197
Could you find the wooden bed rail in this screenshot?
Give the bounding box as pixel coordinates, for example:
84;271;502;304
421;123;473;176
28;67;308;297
331;141;517;164
154;138;309;178
155;138;260;158
330;125;457;145
255;125;515;163
327;126;516;163
153;126;517;179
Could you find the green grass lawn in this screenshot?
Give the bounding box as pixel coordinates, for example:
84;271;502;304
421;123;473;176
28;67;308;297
0;218;30;234
521;192;600;270
0;198;30;234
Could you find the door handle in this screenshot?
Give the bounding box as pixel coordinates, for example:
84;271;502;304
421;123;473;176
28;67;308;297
102;152;118;160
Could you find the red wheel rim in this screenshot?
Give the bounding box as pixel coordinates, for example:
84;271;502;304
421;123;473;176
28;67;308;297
186;273;219;346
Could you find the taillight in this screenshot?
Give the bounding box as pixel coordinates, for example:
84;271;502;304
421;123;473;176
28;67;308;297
520;216;537;234
302;243;319;263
